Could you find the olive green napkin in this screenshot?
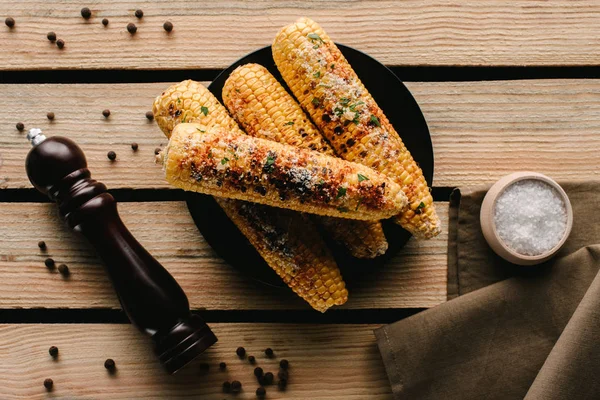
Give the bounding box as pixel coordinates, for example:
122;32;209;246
375;182;600;400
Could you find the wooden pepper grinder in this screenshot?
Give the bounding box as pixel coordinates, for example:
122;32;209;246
25;129;217;374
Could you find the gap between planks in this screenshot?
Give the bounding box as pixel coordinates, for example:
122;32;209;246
0;201;449;310
0;1;599;69
0;323;393;400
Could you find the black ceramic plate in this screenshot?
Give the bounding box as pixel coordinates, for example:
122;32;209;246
185;44;433;287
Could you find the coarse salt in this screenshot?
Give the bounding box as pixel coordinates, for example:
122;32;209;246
494;179;567;256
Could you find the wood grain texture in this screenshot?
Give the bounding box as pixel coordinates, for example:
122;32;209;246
1;1;599;69
1;80;599;189
0;201;448;310
0;323;391;399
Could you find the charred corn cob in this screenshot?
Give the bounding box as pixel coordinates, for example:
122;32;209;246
222;63;388;258
164;123;407;221
152;80;347;312
272;17;441;239
219;199;348;312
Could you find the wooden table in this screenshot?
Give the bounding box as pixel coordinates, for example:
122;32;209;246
0;1;598;399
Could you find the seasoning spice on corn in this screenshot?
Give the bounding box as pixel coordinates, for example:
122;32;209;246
273;17;441;239
223;64;389;258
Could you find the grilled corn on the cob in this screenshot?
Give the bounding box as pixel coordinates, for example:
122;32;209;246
272;17;441;239
152;80;348;312
163;123;407;221
222;63;388;258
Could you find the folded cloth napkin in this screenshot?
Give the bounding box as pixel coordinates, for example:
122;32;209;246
375;182;600;400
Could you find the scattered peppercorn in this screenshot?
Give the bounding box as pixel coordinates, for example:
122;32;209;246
134;9;144;18
280;359;289;369
107;151;116;161
263;372;274;385
38;240;47;250
47;112;55;120
254;367;264;378
278;370;288;380
48;346;59;357
154;147;161;155
56;39;65;49
265;348;274;358
145;111;154;121
43;378;53;390
131;143;138;151
81;7;91;19
248;355;256;364
127;23;137;34
278;378;288;390
219;362;227;370
199;363;210;373
231;380;242;393
5;17;15;28
102;18;109;26
104;358;116;371
163;21;173;32
58;264;70;276
44;258;55;269
16;122;24;131
222;381;231;393
256;387;266;397
47;32;56;42
102;109;111;118
236;347;246;358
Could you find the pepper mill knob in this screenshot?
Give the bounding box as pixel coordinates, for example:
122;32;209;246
25;130;217;374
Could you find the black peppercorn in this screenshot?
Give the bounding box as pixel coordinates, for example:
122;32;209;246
134;9;143;19
102;109;111;118
43;378;53;390
127;23;137;34
236;346;246;358
279;359;289;370
222;381;231;393
44;258;55;269
58;264;70;276
5;17;15;28
248;355;256;364
231;380;242;393
154;147;161;155
278;370;288;380
163;21;173;32
256;387;266;397
47;32;56;42
47;112;55;120
104;358;116;370
219;362;226;370
102;18;109;26
16;122;24;131
265;348;274;358
199;363;210;373
131;143;138;151
56;39;65;49
38;241;47;250
107;151;116;161
277;378;287;390
48;346;59;357
254;367;264;378
81;7;91;19
145;111;154;121
263;372;274;385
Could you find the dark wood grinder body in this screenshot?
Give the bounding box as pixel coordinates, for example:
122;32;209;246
24;130;217;374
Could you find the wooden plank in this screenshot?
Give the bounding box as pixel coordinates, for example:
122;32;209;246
0;323;391;399
0;201;448;310
1;1;599;69
1;80;599;189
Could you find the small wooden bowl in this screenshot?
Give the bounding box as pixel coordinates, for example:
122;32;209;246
480;172;573;266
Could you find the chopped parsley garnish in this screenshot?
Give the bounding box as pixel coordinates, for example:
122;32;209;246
336;187;347;199
284;121;294;126
337;206;349;213
349;101;364;111
308;33;324;49
418;202;426;209
181;115;186;123
317;179;325;186
370;115;381;127
313;71;321;78
177;98;181;104
357;174;369;182
196;128;206;133
264;154;276;173
352;111;360;125
201;106;209;116
312;97;320;107
355;198;363;211
330;63;335;69
221;157;229;165
235;88;240;93
207;151;213;159
334;107;344;117
340;97;350;106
